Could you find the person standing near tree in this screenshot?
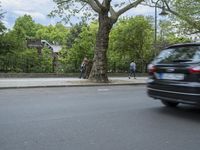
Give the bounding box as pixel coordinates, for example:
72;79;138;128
79;57;88;79
129;61;136;79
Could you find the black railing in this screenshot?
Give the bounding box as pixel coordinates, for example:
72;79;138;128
0;54;52;73
0;54;150;73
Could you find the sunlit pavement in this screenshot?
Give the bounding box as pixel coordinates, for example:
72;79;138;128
0;77;147;89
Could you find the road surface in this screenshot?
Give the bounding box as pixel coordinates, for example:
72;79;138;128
0;86;200;150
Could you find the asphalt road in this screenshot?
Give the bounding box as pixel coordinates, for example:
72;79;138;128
0;86;200;150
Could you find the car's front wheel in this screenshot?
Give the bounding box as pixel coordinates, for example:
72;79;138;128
161;100;179;107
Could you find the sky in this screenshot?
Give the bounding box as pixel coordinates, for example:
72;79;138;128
1;0;155;29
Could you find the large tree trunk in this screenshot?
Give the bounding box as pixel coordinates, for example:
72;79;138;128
89;13;113;83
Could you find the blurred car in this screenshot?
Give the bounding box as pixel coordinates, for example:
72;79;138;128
147;42;200;107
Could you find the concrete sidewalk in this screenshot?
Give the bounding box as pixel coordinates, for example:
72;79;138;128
0;77;147;89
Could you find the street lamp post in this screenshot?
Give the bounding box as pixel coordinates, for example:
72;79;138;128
154;0;168;56
154;0;159;47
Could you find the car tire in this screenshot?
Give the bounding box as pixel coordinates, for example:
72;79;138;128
161;100;179;107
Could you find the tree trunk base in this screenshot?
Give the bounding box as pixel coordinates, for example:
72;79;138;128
89;73;109;83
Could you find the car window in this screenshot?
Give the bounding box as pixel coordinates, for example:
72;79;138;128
153;46;200;64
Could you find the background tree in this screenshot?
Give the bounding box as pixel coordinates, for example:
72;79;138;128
65;22;87;49
150;0;200;36
51;0;144;82
158;20;191;47
0;15;38;73
108;16;154;73
36;23;69;44
59;22;97;72
13;15;39;39
0;14;53;73
169;0;200;38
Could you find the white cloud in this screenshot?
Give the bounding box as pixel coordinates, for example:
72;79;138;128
1;0;55;12
124;5;154;17
13;10;46;20
1;0;57;28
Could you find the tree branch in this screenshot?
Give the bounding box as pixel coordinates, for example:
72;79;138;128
109;5;118;22
56;0;71;5
116;0;144;17
93;0;105;10
87;0;102;13
163;0;200;31
103;0;111;9
56;0;104;13
76;3;87;13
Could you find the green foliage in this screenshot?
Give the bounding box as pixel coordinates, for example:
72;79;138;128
0;48;53;73
0;31;26;55
65;22;86;48
0;14;55;73
157;20;191;49
169;0;200;35
36;23;69;44
37;48;53;72
13;15;38;39
59;22;97;72
108;16;154;72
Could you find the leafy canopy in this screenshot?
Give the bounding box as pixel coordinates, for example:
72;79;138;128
50;0;144;24
0;2;6;34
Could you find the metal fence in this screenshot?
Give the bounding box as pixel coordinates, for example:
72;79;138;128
0;54;149;73
0;54;52;73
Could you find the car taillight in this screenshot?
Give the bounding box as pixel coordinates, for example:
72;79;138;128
189;66;200;73
148;64;156;74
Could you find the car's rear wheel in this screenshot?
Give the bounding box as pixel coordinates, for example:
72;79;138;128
161;100;179;107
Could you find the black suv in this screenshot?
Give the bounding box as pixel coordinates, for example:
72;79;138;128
147;42;200;107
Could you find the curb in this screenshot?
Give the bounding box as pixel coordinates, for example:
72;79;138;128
0;82;146;90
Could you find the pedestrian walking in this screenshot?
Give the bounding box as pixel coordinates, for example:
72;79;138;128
129;61;136;79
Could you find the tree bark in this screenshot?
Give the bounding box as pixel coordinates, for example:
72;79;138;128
89;13;113;83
